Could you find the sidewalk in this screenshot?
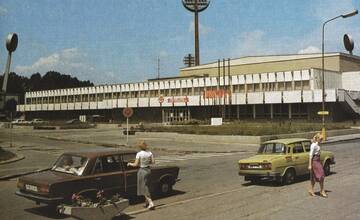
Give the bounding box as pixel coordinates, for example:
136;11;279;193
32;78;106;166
325;133;360;143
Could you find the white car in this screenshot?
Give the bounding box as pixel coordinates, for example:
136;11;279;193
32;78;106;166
11;119;26;124
31;118;45;124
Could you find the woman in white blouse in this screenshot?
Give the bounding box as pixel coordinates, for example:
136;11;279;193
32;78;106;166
127;141;155;209
308;133;327;197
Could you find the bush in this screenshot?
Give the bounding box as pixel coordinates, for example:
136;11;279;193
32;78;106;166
144;121;351;136
59;123;96;129
0;147;16;162
33;126;56;130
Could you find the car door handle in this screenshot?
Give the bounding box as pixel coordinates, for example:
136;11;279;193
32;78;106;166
94;177;102;181
295;156;299;159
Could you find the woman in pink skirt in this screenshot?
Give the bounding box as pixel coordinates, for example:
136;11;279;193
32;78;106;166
308;133;327;197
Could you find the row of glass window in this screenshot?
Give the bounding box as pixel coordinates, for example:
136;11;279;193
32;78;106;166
26;80;310;104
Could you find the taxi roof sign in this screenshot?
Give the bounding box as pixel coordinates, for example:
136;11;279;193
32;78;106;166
317;111;329;115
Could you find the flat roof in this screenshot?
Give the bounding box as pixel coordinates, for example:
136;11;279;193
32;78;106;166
180;52;360;71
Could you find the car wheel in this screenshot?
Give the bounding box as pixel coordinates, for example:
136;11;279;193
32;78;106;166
159;180;173;195
283;169;296;185
323;160;331;176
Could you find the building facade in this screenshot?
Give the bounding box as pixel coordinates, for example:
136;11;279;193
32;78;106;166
16;53;360;122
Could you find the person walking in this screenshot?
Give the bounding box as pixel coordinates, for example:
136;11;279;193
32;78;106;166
308;133;327;197
127;141;155;209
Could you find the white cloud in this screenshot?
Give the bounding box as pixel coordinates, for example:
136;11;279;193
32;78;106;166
15;48;99;81
0;6;7;16
188;21;213;35
228;1;360;58
298;46;321;54
159;50;168;57
230;30;282;57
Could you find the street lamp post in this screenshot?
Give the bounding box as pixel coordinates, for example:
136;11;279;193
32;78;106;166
321;9;358;140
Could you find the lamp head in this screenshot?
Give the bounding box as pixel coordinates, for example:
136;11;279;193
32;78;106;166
6;33;18;53
341;9;358;18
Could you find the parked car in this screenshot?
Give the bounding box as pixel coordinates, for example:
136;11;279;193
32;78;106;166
31;118;46;124
238;138;335;185
65;119;81;124
16;149;180;206
11;119;26;124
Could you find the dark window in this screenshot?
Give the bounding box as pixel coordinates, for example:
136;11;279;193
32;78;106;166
122;154;137;171
258;143;286;154
293;143;304;154
93;158;103;174
302;141;311;152
100;156;122;173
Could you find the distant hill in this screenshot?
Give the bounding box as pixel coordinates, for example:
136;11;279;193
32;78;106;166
0;71;94;104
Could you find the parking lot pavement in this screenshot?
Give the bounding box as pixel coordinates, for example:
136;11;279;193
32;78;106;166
6;127;259;153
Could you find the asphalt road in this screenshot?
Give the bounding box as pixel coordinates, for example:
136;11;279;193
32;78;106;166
0;131;359;220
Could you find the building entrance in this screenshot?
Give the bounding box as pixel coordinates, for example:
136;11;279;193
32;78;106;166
162;108;191;123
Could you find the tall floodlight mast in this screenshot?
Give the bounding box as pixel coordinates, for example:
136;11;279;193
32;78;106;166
182;0;210;66
2;33;18;93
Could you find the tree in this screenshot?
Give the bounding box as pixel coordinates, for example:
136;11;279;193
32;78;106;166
0;71;94;104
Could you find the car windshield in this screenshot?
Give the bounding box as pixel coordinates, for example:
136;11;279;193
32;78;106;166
258;143;286;154
51;154;89;176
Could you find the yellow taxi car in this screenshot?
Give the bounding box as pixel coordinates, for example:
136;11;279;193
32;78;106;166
238;138;335;185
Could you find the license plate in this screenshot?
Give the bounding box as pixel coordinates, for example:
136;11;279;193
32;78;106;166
25;184;38;192
248;165;261;169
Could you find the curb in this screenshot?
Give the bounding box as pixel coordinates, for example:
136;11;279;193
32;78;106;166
0;154;25;165
324;137;360;144
0;168;48;181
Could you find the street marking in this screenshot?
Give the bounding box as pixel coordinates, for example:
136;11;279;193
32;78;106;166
155;152;242;164
125;185;255;216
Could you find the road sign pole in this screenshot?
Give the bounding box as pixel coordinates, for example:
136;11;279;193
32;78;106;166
126;117;129;146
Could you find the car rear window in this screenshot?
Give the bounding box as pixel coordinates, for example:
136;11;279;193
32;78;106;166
258;143;286;154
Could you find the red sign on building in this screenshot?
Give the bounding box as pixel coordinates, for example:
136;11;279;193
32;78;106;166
167;96;189;104
204;89;230;98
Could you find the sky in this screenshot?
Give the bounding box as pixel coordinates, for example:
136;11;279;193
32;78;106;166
1;0;360;85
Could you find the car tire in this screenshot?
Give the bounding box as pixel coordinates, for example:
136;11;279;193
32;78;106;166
323;160;331;176
282;169;296;185
159;180;173;195
248;177;260;184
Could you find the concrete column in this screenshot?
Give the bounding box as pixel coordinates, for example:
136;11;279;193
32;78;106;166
289;103;292;119
237;105;240;120
253;104;256;119
307;103;311;120
270;104;274;119
162;108;165;123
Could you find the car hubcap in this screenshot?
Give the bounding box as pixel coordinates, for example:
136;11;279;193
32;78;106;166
324;163;330;175
287;171;294;184
161;183;169;193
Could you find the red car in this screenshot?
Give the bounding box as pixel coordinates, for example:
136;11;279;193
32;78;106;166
16;149;180;205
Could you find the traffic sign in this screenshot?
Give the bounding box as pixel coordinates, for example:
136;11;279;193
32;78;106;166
317;111;329;115
158;96;164;104
123;107;134;118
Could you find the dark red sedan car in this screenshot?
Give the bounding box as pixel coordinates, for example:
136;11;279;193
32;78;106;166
16;148;180;205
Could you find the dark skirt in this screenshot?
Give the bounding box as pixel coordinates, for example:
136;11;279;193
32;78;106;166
137;167;151;197
311;155;325;182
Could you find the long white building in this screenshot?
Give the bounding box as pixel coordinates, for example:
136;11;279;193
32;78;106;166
17;53;360;122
